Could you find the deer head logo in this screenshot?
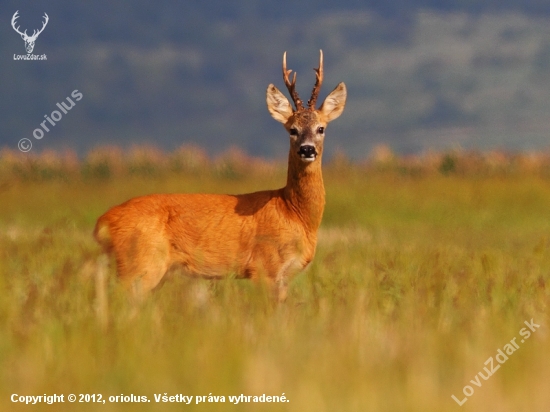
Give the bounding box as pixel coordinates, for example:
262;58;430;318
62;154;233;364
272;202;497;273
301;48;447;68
11;11;49;54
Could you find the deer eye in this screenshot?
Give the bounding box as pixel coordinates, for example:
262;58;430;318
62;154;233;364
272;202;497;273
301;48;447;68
289;128;298;136
317;127;325;134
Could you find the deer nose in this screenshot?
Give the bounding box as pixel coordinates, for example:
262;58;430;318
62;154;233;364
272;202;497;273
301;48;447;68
298;145;317;161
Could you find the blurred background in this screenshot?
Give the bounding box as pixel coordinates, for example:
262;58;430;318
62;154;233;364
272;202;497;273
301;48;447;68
3;0;550;158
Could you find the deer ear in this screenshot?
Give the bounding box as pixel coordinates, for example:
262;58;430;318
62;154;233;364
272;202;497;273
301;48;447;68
266;84;293;124
320;82;347;122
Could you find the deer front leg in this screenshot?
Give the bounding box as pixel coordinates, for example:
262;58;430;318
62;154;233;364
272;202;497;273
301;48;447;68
272;257;302;303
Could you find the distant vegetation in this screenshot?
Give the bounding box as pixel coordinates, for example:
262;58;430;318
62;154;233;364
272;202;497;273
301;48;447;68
3;1;550;157
3;145;550;184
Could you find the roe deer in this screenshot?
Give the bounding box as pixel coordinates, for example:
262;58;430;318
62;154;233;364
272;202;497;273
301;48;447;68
94;50;347;301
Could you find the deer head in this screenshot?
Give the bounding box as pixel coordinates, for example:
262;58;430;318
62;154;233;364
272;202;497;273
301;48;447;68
11;11;49;54
266;50;347;166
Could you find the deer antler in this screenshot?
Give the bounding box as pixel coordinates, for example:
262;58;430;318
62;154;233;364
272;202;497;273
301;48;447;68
308;50;324;110
11;11;49;41
282;52;304;111
11;11;27;37
30;13;49;40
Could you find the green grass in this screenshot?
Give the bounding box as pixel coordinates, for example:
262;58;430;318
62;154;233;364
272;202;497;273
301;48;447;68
0;154;549;411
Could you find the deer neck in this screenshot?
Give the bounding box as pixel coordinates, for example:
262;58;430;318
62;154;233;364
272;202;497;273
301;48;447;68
283;155;325;232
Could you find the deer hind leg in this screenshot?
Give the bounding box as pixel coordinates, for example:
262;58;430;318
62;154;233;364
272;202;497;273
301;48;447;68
115;237;171;301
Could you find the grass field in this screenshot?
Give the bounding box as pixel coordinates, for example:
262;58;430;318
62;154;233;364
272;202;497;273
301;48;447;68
0;147;549;411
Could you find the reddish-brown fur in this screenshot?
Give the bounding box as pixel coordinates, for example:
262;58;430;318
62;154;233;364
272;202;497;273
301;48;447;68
94;51;347;301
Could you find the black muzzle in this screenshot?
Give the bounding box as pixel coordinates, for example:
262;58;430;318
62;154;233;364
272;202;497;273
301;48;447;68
298;145;317;161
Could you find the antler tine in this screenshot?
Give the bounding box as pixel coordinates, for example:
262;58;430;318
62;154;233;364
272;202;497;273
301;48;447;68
32;13;49;38
282;52;304;111
308;50;324;110
41;13;49;30
11;10;26;36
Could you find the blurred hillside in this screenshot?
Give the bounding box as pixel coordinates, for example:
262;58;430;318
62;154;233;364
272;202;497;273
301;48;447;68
3;1;550;157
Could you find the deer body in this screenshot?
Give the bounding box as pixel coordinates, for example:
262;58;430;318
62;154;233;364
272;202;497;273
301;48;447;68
94;51;346;300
